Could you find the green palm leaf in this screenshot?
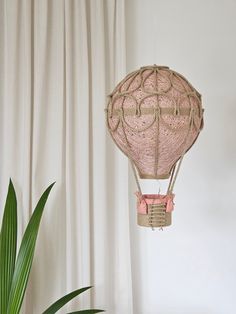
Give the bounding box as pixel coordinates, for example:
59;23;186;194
43;286;94;314
67;310;105;314
0;180;17;313
7;182;55;314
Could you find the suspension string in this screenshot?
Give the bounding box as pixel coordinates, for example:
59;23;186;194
117;109;143;197
168;156;184;194
156;179;161;194
167;108;195;194
167;164;176;194
130;160;143;195
154;106;161;195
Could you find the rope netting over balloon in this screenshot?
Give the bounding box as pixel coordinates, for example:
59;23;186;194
105;65;204;228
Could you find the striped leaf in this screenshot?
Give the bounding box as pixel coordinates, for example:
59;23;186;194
7;182;55;314
0;180;17;313
67;310;105;314
43;286;93;314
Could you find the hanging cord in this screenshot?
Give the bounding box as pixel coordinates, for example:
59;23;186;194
131;160;161;195
167;156;184;194
167;107;195;194
131;160;162;231
156;179;161;195
130;160;143;195
166;164;176;194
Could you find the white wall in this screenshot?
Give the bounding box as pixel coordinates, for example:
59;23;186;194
126;1;236;313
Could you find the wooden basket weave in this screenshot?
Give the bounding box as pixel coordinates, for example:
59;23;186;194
136;192;174;228
138;203;172;228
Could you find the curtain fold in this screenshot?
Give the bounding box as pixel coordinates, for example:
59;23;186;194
0;0;133;313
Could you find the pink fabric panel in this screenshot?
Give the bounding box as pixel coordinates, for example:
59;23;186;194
135;192;175;214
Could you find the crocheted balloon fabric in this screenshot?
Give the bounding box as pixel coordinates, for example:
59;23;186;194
106;65;203;179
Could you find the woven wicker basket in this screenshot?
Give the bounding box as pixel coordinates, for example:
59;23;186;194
138;205;172;228
136;193;174;228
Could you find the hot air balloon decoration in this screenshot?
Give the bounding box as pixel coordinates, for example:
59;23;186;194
106;65;204;228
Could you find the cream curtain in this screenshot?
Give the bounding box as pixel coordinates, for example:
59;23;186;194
0;0;133;313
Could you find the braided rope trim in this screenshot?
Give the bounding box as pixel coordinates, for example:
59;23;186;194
108;65;202;98
105;106;204;117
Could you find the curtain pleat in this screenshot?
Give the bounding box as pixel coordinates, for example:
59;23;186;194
0;0;133;313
